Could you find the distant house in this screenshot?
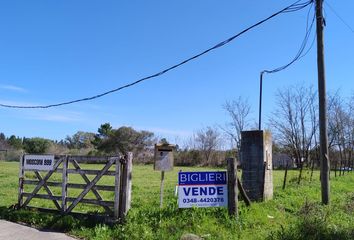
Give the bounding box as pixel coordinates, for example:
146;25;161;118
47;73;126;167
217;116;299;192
273;153;294;169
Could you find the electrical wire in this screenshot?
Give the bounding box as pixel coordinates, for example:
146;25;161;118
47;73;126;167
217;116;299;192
0;0;313;109
257;1;314;130
261;1;315;75
325;1;354;34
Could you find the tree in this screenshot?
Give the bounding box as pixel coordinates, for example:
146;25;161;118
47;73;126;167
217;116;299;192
348;95;354;171
7;135;23;150
222;97;251;153
93;123;155;155
328;92;354;174
23;137;51;154
65;131;95;149
195;126;221;165
159;138;169;145
270;84;317;169
0;133;5;141
0;133;7;150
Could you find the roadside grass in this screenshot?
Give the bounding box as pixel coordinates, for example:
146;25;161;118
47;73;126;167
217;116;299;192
0;161;354;239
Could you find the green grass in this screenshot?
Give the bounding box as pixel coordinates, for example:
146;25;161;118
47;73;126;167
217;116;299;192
1;161;354;239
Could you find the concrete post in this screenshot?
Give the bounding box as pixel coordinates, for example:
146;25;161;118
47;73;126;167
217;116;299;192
240;130;273;201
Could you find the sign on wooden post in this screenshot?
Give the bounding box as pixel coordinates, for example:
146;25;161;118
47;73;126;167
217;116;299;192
154;144;175;171
178;171;228;208
154;144;175;208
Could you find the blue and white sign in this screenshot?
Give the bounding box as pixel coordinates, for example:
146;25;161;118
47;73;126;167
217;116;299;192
178;171;228;208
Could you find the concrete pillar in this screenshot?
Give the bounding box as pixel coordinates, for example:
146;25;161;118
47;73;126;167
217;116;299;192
240;130;273;201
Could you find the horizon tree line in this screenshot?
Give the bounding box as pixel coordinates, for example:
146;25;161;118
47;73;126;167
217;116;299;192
1;84;353;171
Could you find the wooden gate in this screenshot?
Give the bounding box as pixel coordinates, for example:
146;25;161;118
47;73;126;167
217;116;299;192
17;153;132;220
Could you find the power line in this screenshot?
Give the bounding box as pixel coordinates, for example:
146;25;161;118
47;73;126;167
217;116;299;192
262;1;315;75
0;0;313;109
325;1;354;34
258;1;315;130
300;2;317;58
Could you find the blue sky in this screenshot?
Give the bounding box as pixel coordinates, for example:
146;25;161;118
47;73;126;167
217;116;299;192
0;0;353;145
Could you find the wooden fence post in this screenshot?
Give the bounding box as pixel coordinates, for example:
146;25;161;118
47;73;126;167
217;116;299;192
125;152;133;213
160;171;165;208
237;177;251;206
227;157;238;217
114;156;122;219
119;152;132;219
17;155;24;209
282;162;288;190
334;161;337;178
62;155;68;212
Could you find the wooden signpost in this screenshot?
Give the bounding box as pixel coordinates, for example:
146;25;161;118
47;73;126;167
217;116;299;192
178;171;228;208
176;157;242;217
154;143;175;208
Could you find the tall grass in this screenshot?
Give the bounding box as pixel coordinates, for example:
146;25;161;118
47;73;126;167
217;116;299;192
1;162;353;239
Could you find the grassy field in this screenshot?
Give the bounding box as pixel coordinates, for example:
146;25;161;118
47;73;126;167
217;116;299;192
0;161;354;240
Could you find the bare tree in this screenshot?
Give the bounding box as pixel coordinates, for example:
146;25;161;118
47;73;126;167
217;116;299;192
310;91;319;181
348;94;354;171
222;97;251;153
270;84;317;172
195;126;221;165
328;92;353;175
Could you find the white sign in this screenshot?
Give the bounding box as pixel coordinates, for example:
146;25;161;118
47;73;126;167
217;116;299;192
178;171;228;208
23;155;55;171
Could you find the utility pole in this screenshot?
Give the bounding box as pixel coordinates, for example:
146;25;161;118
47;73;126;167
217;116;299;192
258;72;264;130
316;0;330;204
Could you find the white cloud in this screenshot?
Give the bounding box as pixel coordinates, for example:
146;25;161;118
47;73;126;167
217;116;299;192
0;98;93;124
27;110;84;123
30;114;81;122
0;84;28;93
0;99;38;107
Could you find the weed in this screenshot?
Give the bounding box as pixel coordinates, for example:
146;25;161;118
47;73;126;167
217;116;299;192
1;162;354;240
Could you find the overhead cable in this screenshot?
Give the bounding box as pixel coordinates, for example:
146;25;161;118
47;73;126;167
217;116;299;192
0;0;313;109
257;1;315;130
325;1;354;34
261;1;315;75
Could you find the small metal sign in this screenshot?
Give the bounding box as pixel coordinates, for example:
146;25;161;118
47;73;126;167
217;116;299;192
154;144;174;171
178;171;228;208
23;154;55;171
